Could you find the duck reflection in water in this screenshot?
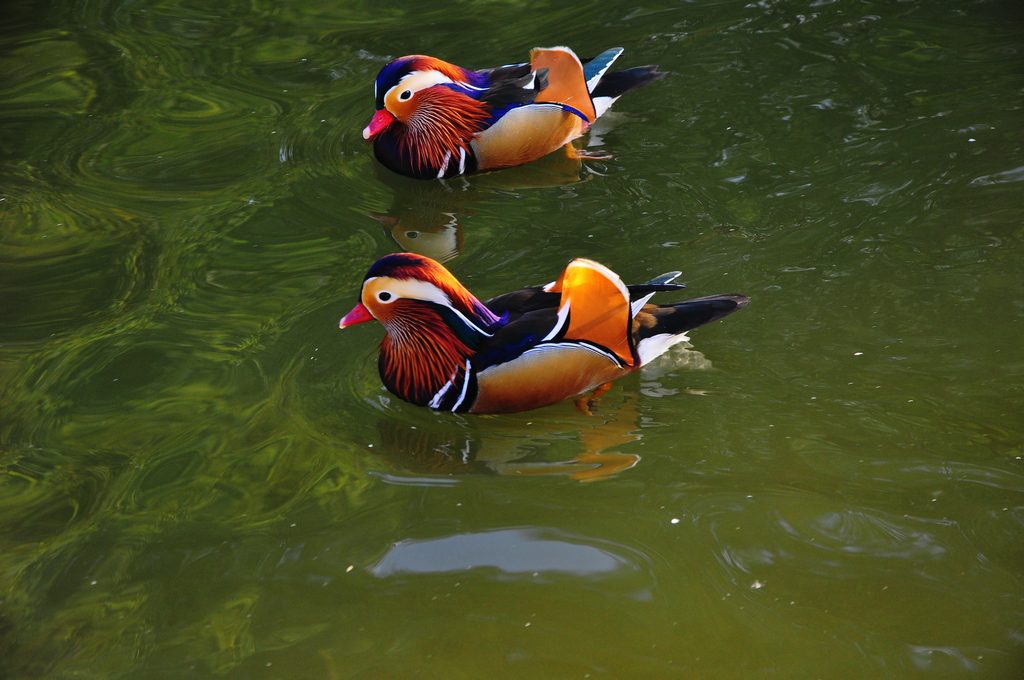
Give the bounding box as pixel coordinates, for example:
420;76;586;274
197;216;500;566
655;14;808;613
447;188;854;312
372;385;681;482
369;136;597;262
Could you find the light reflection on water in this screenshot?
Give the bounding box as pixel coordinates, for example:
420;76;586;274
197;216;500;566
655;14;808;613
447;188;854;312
369;527;644;579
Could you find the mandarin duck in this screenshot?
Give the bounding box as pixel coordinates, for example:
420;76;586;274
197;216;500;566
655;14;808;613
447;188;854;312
362;46;664;179
338;253;748;414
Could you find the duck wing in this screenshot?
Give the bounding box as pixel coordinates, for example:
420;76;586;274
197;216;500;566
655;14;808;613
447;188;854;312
483;273;685;320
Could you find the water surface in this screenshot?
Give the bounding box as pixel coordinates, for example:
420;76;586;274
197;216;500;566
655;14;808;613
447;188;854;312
2;0;1023;677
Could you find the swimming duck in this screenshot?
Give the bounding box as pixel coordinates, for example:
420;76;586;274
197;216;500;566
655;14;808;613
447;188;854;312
362;46;663;179
338;253;748;414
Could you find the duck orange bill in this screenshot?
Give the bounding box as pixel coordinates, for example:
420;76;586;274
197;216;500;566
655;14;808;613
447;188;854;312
339;302;374;328
362;110;395;140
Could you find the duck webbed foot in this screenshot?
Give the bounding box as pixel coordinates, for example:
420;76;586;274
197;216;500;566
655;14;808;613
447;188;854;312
574;382;614;416
564;144;613;162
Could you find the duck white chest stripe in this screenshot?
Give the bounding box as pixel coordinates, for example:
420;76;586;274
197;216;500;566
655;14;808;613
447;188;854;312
450;359;474;411
437;148;468;179
429;379;453;409
437;151;452;178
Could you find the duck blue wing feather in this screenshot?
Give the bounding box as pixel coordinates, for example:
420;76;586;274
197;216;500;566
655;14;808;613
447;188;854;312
582;47;624;92
473;308;559;371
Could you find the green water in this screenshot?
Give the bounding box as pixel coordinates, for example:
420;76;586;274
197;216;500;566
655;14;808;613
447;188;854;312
2;0;1023;677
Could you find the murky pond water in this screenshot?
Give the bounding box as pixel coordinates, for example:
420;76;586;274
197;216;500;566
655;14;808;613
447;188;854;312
2;0;1023;677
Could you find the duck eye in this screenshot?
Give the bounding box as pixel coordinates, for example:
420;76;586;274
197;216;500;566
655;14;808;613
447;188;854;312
398;89;412;101
377;291;393;302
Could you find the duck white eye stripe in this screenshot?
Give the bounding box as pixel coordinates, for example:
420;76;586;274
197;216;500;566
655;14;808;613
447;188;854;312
379;278;493;337
399;70;454;90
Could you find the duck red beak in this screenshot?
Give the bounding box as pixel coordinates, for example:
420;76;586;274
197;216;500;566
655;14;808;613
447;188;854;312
339;302;374;328
362;110;395;140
